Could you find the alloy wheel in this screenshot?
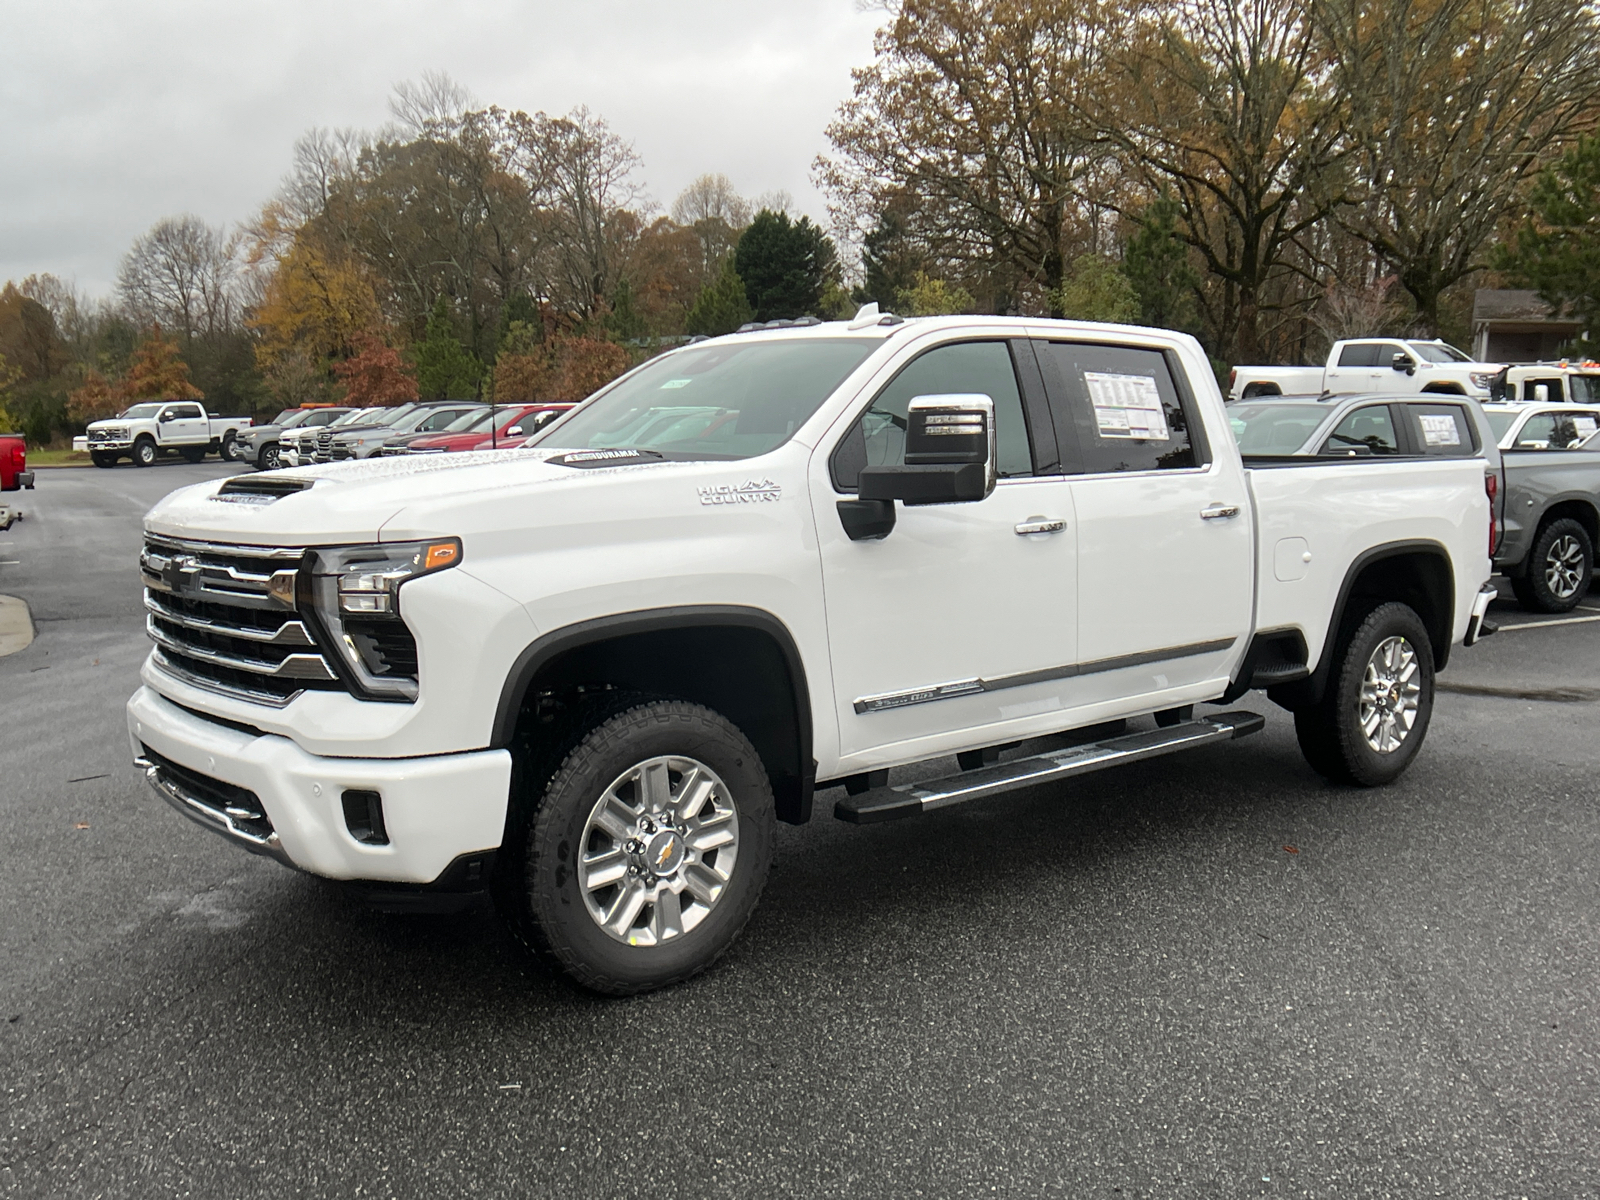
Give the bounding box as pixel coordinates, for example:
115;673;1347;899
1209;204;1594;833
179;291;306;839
578;755;739;947
1358;635;1421;754
1544;534;1585;600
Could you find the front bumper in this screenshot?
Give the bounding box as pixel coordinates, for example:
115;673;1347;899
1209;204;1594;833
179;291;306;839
127;686;511;884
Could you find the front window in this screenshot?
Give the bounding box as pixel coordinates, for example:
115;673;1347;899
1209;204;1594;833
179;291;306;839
539;338;877;461
1407;341;1471;363
1569;374;1600;404
1321;405;1399;455
1229;403;1329;455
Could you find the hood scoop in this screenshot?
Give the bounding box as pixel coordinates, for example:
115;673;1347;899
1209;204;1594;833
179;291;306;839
212;475;316;505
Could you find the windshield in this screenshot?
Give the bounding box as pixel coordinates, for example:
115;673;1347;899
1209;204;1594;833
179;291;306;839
1408;341;1471;363
1228;403;1328;455
443;408;490;432
120;404;163;420
274;410;311;428
338;406;403;427
538;338;877;460
1485;411;1518;439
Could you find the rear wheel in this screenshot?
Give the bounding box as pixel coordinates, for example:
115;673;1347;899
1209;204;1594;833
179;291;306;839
131;437;157;467
496;699;775;995
220;435;243;462
1294;601;1434;786
1510;518;1592;613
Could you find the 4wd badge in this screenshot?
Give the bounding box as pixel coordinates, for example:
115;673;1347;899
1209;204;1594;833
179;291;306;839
699;479;781;506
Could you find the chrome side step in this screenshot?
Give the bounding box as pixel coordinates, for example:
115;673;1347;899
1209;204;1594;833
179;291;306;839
834;710;1266;824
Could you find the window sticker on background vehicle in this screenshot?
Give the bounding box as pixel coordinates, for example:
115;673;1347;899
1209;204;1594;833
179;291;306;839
1418;414;1461;446
1574;417;1598;436
1084;372;1169;441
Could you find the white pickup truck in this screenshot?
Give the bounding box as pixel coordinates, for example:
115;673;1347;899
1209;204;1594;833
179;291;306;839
1230;338;1503;401
127;313;1497;994
80;401;253;467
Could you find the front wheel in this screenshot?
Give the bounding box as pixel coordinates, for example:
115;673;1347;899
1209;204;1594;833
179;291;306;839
496;700;775;995
1510;518;1592;614
131;438;157;467
255;443;280;471
1294;601;1434;786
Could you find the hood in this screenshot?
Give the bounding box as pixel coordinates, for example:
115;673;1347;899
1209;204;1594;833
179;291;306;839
141;446;730;546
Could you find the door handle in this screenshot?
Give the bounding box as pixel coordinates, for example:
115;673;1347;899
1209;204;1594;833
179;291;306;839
1199;504;1241;521
1015;518;1066;535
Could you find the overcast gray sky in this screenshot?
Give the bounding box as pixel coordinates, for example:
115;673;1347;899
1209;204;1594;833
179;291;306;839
0;0;881;298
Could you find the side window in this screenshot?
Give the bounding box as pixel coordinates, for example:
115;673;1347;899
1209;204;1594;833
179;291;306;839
1384;343;1414;369
830;341;1033;490
182;404;205;420
1513;413;1558;449
1515;411;1591;450
1406;403;1476;456
1338;343;1379;367
1041;342;1200;474
1321;405;1399;456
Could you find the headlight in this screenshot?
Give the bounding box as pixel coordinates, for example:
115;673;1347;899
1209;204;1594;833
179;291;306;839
305;538;461;701
1469;372;1497;389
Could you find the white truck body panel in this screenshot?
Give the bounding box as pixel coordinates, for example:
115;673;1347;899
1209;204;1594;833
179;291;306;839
1231;339;1502;402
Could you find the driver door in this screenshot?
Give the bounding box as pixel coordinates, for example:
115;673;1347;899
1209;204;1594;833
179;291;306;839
814;337;1078;765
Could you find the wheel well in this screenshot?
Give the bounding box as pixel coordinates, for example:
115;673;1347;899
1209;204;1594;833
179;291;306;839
1539;500;1599;547
1269;543;1454;710
1420;382;1466;395
496;611;814;824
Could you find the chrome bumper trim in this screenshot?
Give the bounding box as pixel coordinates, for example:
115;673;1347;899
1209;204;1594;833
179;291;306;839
138;755;296;869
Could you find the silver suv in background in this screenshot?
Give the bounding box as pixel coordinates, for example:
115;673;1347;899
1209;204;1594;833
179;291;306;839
240;407;351;470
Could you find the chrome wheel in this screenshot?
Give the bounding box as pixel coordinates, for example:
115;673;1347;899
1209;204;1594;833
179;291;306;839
579;755;739;947
1544;534;1585;599
1358;635;1421;753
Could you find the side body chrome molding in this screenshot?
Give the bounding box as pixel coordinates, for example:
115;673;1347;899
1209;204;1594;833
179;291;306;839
852;637;1238;714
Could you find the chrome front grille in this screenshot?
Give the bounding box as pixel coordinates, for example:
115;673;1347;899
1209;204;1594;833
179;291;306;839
140;536;341;706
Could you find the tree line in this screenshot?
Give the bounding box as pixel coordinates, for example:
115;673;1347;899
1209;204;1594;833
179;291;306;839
6;1;1600;445
820;0;1600;368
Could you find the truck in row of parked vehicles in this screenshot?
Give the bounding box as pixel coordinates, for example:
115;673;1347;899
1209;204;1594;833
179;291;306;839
76;403;254;466
130;311;1501;995
1229;338;1505;401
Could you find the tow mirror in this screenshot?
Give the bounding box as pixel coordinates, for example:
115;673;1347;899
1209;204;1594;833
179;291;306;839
838;394;997;541
1391;353;1415;374
1533;383;1551;403
506;425;523;436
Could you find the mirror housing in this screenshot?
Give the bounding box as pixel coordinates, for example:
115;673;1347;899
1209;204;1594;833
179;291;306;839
857;394;997;506
1391;353;1415;374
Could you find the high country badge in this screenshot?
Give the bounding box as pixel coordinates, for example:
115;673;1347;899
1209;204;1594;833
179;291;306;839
698;479;782;506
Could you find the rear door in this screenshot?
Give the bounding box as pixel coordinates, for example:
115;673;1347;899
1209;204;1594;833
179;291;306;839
1035;338;1253;709
816;336;1079;761
1324;342;1383;393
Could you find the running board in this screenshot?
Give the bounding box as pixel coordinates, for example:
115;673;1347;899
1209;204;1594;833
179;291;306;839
834;710;1266;824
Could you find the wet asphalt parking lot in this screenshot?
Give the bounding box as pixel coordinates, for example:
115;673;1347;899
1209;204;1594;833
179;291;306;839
1;461;1597;1198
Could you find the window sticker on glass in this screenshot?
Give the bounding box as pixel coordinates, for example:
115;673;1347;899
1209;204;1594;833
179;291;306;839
660;379;693;389
1418;414;1461;446
1084;372;1169;441
1574;416;1598;436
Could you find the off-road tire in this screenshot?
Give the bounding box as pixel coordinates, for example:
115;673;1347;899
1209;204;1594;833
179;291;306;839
131;437;157;467
255;443;280;471
90;451;116;468
1294;601;1434;787
495;699;775;995
1509;518;1592;614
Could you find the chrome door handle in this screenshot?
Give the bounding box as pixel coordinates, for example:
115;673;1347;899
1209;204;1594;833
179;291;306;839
1015;518;1066;535
1199;504;1241;520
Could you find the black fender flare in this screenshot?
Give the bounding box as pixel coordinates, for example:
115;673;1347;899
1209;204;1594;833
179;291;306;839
491;605;816;823
1269;539;1454;710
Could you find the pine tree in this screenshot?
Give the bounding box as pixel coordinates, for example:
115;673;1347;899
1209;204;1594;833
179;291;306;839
1122;193;1200;332
606;278;649;342
684;257;754;337
734;210;839;321
411;296;483;400
1499;135;1600;357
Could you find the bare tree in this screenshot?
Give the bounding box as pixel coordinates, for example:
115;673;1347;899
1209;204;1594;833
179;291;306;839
117;216;242;344
671;174;751;228
1321;0;1600;335
388;71;475;139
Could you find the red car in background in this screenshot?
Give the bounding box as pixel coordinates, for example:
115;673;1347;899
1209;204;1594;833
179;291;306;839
399;404;575;454
1;433;33;492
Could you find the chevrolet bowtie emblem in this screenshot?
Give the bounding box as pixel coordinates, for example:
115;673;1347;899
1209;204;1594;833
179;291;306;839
656;840;675;869
164;554;201;590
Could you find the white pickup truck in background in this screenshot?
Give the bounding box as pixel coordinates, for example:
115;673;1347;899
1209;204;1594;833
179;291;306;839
127;313;1496;994
1230;338;1503;401
79;401;253;467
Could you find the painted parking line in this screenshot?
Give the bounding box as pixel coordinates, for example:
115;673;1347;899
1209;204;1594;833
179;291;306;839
1497;613;1600;632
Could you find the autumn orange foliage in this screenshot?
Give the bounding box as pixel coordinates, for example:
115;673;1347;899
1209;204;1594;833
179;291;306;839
334;334;420;407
